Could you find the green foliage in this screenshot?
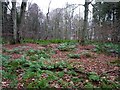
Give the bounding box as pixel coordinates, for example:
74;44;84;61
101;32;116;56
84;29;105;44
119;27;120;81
26;79;51;88
58;72;64;78
27;82;39;88
54;61;67;69
0;38;7;44
89;74;100;82
68;53;80;59
2;70;17;80
58;79;69;88
68;52;91;59
84;82;94;89
110;59;120;67
29;54;39;61
92;42;118;55
67;70;78;76
37;79;49;88
12;48;21;54
26;49;50;61
100;77;120;89
0;38;2;44
2;48;7;53
1;41;120;88
23;71;35;80
58;42;76;51
93;44;105;53
88;72;100;81
26;49;37;55
1;54;10;67
4;47;24;54
81;51;92;58
9;80;18;88
8;57;26;69
71;77;82;83
22;39;77;45
46;72;58;81
100;82;114;90
66;64;73;69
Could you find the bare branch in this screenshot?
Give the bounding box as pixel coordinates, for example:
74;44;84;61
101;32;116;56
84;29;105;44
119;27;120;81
46;0;52;17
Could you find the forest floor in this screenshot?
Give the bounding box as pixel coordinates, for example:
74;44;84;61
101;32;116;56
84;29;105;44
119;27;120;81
1;42;120;89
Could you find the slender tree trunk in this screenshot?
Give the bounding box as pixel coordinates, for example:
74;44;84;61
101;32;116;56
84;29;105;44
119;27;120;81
0;1;2;39
17;0;27;43
2;2;7;40
78;7;81;42
0;1;2;85
45;1;51;40
118;42;120;59
81;0;89;45
118;20;120;59
11;1;17;44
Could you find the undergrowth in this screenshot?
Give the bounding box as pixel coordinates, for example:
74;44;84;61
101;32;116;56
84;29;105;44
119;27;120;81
1;40;120;89
22;39;77;45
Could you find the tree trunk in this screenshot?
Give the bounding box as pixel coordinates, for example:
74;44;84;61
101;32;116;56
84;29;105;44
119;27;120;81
0;1;2;84
118;42;120;59
2;2;8;41
17;0;27;43
118;21;120;59
81;0;89;45
0;1;2;39
11;1;17;44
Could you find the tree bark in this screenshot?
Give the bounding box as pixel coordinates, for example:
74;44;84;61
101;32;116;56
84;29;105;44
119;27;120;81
2;2;8;39
17;0;27;43
11;1;17;44
118;20;120;59
81;0;89;45
45;0;51;40
0;1;2;39
118;42;120;59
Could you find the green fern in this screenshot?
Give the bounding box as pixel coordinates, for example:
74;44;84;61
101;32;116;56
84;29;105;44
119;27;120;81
88;72;100;81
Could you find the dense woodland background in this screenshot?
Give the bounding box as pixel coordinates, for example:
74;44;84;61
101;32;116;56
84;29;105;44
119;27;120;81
1;0;120;43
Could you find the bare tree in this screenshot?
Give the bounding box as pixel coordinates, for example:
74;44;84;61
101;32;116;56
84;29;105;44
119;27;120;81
45;0;52;39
